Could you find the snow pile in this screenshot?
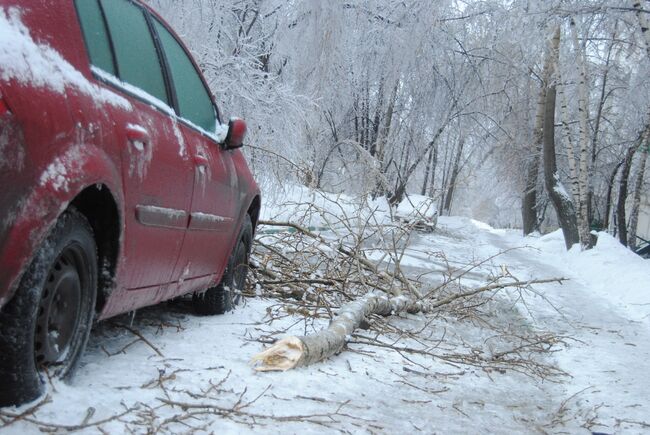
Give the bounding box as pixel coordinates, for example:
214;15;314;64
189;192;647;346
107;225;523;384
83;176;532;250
531;230;650;323
261;184;391;230
0;7;130;109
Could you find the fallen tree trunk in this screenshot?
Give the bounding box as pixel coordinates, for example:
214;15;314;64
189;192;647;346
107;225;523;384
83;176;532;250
251;278;566;371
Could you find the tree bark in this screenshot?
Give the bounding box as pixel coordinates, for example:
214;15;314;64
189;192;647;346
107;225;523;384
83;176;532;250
361;80;368;150
376;80;399;163
617;146;636;246
421;146;435;196
617;121;650;245
428;145;438;197
604;159;624;231
558;79;580;207
522;79;547;236
570;19;594;249
523;26;559;236
543;27;580;250
369;79;385;153
353;93;360;144
443;138;465;214
628;149;648;248
522;158;539;235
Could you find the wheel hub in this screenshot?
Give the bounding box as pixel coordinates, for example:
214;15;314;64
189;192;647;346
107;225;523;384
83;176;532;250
35;249;82;367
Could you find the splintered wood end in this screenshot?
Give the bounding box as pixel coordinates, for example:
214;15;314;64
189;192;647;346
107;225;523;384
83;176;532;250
250;336;305;371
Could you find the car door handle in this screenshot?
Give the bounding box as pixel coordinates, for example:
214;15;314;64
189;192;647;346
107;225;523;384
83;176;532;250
125;124;149;148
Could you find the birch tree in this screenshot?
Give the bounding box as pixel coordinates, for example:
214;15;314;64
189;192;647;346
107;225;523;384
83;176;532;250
569;18;595;248
543;26;581;249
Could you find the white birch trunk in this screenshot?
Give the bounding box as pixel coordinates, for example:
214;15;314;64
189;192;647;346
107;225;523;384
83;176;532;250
570;18;593;249
557;73;580;207
543;25;581;249
634;1;650;60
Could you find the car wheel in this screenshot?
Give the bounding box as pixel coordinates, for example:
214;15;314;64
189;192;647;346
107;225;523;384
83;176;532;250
193;215;252;315
0;209;97;407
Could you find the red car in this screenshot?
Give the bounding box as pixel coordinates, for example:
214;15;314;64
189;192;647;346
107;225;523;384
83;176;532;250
0;0;260;406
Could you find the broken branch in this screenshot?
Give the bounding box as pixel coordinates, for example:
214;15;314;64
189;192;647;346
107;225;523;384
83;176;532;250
251;277;567;371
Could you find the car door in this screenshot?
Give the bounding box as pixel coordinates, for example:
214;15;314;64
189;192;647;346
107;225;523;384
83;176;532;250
92;0;195;291
149;18;240;293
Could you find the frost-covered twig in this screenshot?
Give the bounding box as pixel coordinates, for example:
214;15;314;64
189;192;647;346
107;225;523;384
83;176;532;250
258;220;418;297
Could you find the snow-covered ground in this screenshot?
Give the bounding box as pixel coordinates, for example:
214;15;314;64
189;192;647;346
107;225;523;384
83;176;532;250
1;192;649;434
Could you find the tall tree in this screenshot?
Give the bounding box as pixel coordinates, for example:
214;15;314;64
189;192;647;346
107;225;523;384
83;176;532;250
569;18;595;248
628;148;649;248
543;26;580;250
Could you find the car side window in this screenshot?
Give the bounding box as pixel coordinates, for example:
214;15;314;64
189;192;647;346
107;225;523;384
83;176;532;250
152;19;216;132
74;0;116;75
100;0;169;105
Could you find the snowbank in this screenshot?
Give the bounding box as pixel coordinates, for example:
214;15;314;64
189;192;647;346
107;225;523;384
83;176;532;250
531;230;650;323
260;184;391;230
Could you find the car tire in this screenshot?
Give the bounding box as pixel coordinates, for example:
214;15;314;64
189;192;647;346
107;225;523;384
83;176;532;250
0;208;97;407
193;215;252;315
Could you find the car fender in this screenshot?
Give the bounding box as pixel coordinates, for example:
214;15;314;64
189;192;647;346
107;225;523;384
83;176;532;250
224;149;261;260
0;143;124;310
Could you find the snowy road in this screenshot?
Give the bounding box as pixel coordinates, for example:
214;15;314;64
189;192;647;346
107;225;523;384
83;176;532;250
1;217;649;434
474;225;650;433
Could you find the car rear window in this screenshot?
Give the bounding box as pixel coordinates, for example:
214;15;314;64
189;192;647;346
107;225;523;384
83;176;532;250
100;0;169;105
152;19;216;132
75;0;116;75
